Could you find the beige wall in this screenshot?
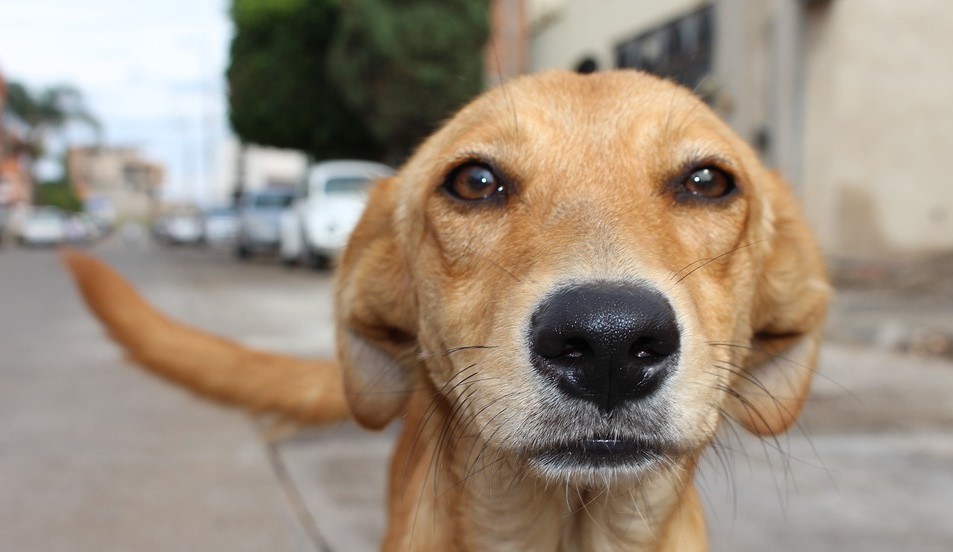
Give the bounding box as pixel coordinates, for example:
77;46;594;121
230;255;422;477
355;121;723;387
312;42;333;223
210;139;308;205
69;147;163;220
803;0;953;254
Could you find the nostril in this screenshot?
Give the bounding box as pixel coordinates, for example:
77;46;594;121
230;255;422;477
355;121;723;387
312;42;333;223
555;338;591;360
534;335;592;364
631;338;662;360
629;334;678;362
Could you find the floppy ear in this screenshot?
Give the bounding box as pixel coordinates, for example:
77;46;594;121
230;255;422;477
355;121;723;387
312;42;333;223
726;172;831;436
335;177;420;429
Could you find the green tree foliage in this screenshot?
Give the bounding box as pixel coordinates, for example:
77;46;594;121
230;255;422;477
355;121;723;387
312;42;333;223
5;82;100;167
227;0;382;160
328;0;490;156
35;178;83;213
227;0;490;161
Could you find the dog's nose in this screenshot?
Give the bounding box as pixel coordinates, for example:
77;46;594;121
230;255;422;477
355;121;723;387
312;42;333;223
530;283;680;413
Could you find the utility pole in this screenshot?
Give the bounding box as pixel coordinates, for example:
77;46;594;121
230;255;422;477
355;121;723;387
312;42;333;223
232;141;246;207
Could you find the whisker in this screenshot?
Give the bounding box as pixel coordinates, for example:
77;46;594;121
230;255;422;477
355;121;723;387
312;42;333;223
670;240;767;284
442;344;498;355
402;364;481;486
461;399;522;484
459;240;526;283
707;340;853;394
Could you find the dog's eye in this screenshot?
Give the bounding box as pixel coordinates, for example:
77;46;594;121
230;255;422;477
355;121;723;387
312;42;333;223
681;167;735;200
444;163;505;202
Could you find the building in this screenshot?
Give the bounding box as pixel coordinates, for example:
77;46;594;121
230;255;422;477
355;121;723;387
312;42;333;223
208;138;308;206
67;146;164;222
491;0;953;256
0;66;33;211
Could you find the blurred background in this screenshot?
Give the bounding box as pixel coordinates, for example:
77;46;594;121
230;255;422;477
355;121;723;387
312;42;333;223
1;1;952;551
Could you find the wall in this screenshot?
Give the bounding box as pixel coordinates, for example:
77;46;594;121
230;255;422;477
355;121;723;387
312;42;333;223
68;147;163;221
802;0;953;254
209;139;308;206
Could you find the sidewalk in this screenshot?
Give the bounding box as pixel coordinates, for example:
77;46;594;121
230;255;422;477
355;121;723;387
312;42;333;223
0;247;312;551
826;252;953;358
2;242;951;551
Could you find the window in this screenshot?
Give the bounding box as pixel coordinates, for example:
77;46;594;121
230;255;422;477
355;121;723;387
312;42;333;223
615;6;714;93
325;177;371;196
253;192;293;208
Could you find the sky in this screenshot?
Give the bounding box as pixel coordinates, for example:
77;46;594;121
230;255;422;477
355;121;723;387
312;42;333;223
0;0;233;203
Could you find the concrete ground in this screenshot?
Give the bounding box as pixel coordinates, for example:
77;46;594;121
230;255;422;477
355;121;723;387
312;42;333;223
1;235;951;551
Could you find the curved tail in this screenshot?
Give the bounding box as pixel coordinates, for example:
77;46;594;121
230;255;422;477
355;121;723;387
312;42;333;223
61;249;350;424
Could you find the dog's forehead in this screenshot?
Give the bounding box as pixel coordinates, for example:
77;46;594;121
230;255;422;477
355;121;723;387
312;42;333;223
406;70;739;182
461;71;716;144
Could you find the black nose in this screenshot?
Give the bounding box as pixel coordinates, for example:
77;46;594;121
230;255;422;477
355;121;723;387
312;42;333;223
530;282;680;413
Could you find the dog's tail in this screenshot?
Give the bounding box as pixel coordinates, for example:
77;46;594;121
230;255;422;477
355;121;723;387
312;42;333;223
61;249;350;424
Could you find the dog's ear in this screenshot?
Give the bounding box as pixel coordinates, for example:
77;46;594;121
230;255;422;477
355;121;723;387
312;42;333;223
726;172;831;436
335;177;419;429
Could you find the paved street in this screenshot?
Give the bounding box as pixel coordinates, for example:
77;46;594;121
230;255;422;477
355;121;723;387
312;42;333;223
2;236;952;551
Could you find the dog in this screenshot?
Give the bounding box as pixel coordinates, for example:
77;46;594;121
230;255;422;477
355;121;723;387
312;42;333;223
64;70;830;551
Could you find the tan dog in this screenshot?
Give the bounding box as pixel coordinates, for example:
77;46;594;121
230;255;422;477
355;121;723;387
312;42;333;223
64;70;829;551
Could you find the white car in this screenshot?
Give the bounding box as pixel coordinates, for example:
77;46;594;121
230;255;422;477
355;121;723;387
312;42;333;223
280;160;393;268
202;207;239;245
17;208;67;246
155;213;204;245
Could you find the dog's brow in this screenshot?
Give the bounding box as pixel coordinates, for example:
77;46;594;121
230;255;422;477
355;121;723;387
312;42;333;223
678;144;736;169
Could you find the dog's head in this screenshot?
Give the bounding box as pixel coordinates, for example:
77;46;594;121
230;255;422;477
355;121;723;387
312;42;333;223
335;70;829;484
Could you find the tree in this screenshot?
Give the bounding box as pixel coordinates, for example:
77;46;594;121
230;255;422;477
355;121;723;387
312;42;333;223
227;0;383;161
4;81;100;186
34;177;83;213
226;0;490;162
328;0;490;158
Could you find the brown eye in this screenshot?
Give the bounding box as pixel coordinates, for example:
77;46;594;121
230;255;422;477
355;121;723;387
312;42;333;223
444;163;506;202
682;167;735;200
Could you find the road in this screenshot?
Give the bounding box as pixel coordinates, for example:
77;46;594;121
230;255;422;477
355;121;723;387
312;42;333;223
1;236;952;551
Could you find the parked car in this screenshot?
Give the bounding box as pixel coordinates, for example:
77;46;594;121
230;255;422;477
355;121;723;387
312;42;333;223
202;206;238;245
17;207;67;246
279;160;393;267
151;216;171;242
83;196;117;234
235;188;294;259
57;212;104;244
153;213;204;245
